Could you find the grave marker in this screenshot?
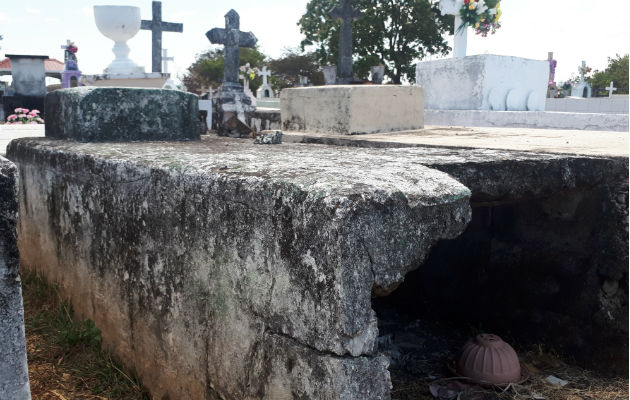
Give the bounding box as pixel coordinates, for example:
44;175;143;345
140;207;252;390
206;10;257;90
141;1;183;73
329;0;362;83
605;81;617;97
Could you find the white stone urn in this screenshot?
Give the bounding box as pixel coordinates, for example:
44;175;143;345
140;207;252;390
94;6;144;75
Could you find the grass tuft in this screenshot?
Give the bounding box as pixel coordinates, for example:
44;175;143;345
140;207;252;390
21;271;150;399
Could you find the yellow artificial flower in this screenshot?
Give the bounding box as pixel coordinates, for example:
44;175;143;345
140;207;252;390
481;18;485;22
475;22;480;28
469;4;474;10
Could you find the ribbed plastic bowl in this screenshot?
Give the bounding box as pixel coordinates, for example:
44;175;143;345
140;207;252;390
456;333;521;384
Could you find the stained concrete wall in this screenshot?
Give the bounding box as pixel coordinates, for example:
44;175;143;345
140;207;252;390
0;156;31;400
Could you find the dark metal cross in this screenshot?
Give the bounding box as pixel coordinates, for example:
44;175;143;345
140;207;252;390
330;0;362;84
141;1;183;73
206;10;257;88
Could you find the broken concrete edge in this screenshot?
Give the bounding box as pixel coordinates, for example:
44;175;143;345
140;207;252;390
7;137;474;399
44;87;201;142
0;156;31;400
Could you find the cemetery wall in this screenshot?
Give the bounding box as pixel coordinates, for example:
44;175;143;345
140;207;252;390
546;95;629;114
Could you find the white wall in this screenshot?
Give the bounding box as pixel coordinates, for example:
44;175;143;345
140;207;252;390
546;95;629;114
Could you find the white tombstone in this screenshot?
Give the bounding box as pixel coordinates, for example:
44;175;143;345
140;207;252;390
162;48;174;74
256;66;275;99
605;81;617;97
239;74;257;106
570;61;592;98
440;0;467;58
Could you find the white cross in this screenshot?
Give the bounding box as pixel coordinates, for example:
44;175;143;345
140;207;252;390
162;49;174;74
579;60;587;83
439;0;467;58
60;39;72;51
605;81;617;97
258;66;272;86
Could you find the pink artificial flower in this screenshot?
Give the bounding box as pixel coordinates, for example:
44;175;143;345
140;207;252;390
7;114;17;121
31;109;40;114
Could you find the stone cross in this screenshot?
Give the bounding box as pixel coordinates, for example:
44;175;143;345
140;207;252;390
329;0;362;83
605;81;617;97
440;0;467;58
141;1;183;73
258;66;271;86
162;48;174;74
206;10;257;89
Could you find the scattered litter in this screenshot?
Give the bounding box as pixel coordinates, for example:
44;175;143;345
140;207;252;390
531;393;547;399
545;375;568;386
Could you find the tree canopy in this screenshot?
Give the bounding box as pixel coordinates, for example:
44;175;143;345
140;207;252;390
590;54;629;94
182;47;266;94
298;0;452;84
268;48;324;90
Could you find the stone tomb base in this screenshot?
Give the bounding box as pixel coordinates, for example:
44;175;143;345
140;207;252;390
281;85;424;135
415;54;548;111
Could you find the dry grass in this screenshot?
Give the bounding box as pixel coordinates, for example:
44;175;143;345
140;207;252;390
22;271;150;400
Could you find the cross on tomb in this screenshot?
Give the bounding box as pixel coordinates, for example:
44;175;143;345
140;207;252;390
439;0;467;58
258;66;271;86
162;48;174;74
605;81;617;97
578;60;587;83
206;10;257;89
329;0;362;83
141;1;183;73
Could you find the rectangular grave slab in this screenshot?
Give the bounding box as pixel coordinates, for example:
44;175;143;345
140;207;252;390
281;85;424;135
45;87;200;142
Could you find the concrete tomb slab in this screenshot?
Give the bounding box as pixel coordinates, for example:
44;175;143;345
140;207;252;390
44;87;199;142
281;85;424;135
7;134;628;397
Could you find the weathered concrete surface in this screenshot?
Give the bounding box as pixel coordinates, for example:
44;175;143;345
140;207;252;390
8;137;472;399
45;87;200;142
0;156;31;400
283;126;629;157
7;134;628;399
281;85;424;135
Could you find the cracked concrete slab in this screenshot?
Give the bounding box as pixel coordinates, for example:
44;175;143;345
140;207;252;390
7;136;627;399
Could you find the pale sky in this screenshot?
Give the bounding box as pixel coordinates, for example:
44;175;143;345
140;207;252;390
0;0;628;84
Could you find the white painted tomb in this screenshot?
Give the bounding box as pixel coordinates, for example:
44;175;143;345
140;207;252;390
256;67;275;99
415;0;548;111
416;54;548;111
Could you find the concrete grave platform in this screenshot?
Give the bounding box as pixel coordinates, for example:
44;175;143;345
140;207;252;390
281;85;424;135
45;87;200;142
7;132;628;398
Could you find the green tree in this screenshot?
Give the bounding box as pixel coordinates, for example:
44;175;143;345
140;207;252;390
298;0;452;84
268;48;324;90
590;54;629;95
182;47;267;94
